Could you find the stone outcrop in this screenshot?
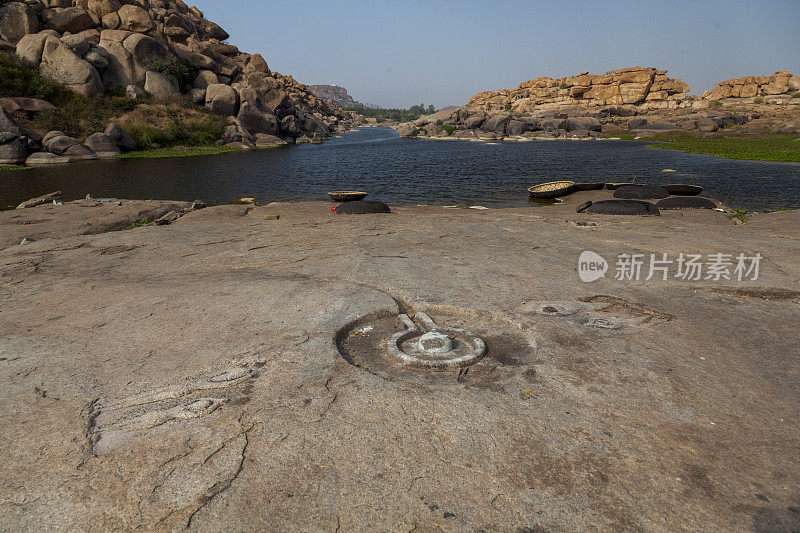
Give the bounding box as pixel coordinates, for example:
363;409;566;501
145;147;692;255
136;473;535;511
703;71;800;101
397;67;799;141
309;84;379;109
466;67;690;113
0;0;349;154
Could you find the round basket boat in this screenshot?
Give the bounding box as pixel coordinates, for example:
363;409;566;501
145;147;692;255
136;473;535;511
328;191;368;202
661;184;703;196
527;180;575;199
572;182;606;191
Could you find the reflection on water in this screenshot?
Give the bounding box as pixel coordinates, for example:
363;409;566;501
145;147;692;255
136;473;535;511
1;127;798;210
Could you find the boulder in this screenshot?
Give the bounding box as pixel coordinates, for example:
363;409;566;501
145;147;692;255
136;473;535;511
25;152;70;165
86;0;121;18
205;83;239;116
694;118;718;133
193;70;218;89
15;32;50;64
117;4;154;32
482;113;511;134
246;53;269;74
42;130;65;145
144;70;178;97
506;120;527;135
42;7;95;34
84;132;120;157
63;144;99;160
62;34;91;56
125;85;146;99
397;123;419;138
105;123;137;151
39;36;103;97
101;12;119;29
0;2;39;44
0;97;56;113
0;133;26;164
188;88;206;104
560;117;601;132
281;115;301;136
0;107;23;135
237;104;279;135
255;135;287;147
83;47;109;71
45;134;80;154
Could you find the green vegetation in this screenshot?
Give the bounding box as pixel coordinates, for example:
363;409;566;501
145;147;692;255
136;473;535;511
753;97;763;104
504;103;513;111
117;145;242;159
645;134;800;162
608;132;800;162
152;57;195;88
343;103;436;122
127;217;151;229
117;101;225;148
0;51;80;106
1;51;224;149
440;124;455;135
726;209;750;223
0;165;32;171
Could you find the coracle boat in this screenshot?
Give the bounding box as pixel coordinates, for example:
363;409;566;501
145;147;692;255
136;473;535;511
527;180;575;199
661;184;703;196
328;191;368;202
572;182;605;191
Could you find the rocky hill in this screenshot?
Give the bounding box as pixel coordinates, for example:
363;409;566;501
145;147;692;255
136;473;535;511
308;84;378;109
398;66;800;141
0;0;351;165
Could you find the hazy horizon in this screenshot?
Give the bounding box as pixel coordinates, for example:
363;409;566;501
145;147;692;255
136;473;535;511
195;0;799;109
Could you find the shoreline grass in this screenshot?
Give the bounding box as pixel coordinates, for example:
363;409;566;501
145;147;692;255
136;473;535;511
0;165;32;172
610;133;800;163
116;145;246;160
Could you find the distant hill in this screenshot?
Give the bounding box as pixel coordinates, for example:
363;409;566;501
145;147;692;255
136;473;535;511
309;85;380;109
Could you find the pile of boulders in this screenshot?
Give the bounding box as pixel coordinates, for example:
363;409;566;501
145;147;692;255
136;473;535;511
397;66;800;140
0;0;351;155
466;67;691;113
703;71;800;102
0;104;136;164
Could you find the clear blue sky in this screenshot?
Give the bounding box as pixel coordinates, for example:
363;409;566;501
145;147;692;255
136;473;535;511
195;0;800;109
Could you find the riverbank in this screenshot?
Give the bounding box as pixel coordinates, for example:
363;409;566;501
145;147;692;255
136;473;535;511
1;198;798;530
620;133;800;163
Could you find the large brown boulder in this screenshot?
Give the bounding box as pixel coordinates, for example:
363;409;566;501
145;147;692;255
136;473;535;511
205;83;240;116
15;32;50;64
42;7;95;34
0;2;39;44
237;103;279;136
0;133;27;164
144;71;178;97
117;4;154;32
104;123;137;151
84;132;120;157
39;36;103;97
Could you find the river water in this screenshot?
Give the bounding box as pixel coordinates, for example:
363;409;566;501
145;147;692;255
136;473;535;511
2;127;798;210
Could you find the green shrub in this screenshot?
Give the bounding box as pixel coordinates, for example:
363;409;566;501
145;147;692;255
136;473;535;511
152;57;196;88
504;103;512;111
0;51;81;106
440;124;455;134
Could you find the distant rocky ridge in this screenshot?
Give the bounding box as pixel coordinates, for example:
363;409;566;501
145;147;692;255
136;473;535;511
0;0;352;164
308;84;379;109
398;66;799;141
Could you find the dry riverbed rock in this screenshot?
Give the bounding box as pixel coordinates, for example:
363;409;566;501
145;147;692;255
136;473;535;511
0;198;798;530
